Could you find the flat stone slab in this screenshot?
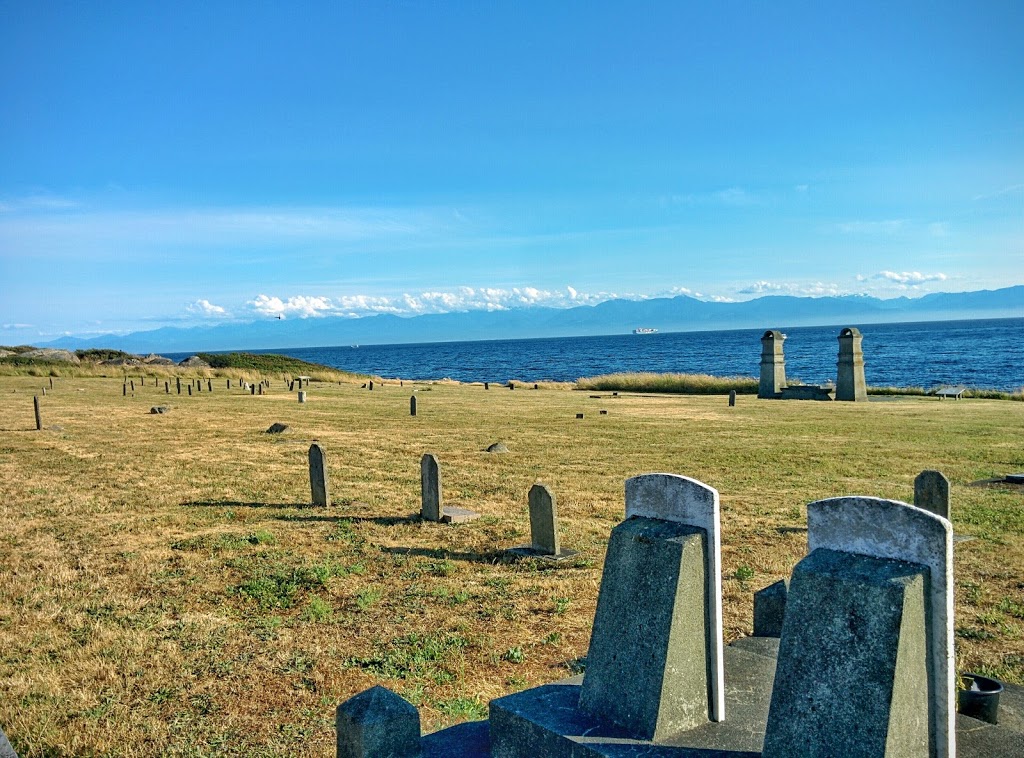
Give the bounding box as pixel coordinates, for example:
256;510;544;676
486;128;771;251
440;507;481;524
1005;473;1024;485
505;546;579;562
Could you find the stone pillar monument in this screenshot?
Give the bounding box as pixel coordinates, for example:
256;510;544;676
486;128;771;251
758;330;787;399
836;326;867;401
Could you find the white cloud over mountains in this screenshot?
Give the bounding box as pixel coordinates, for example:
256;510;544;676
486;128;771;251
247;286;615;319
187;299;228;317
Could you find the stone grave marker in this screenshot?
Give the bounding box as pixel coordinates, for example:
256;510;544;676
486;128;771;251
484;382;489;390
763;496;954;758
309;443;330;507
123;383;127;396
298;391;306;403
577;473;726;739
165;381;169;393
176;377;181;394
507;484;577;561
33;395;42;430
729;389;736;407
188;386;192;396
753;579;788;637
409;396;417;416
336;686;420;758
420;453;442;522
265;423;289;434
915;469;950;519
208;380;212;392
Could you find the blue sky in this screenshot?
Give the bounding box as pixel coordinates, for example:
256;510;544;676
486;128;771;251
1;2;1022;342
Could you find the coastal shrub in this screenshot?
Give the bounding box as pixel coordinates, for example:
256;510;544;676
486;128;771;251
576;372;758;395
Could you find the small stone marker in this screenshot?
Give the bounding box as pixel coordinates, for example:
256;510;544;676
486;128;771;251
122;383;127;396
208;380;212;392
176;377;181;394
763;496;955;758
533;383;538;390
258;384;264;395
599;409;608;415
251;384;256;395
188;386;192;396
49;377;53;389
508;382;514;390
130;380;135;392
484;382;489;390
420;453;442;522
369;380;374;391
165;381;169;393
575;413;584;419
409;395;417;416
309;443;330;507
729;389;736;407
298;391;306;403
752;578;789;637
485;442;508;453
915;469;950;519
33;395;42;430
265;423;289;434
227;379;231;389
150;406;169;414
336;685;421;758
579;473;726;738
41;386;46;396
529;483;560;554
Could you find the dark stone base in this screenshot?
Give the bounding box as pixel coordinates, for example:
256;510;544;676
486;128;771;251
421;636;1024;756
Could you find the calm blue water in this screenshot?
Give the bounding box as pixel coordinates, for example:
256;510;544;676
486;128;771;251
171;318;1024;392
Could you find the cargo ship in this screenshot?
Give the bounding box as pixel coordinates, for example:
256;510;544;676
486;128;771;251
632;327;658;335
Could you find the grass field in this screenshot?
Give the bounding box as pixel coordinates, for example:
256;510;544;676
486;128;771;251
1;372;1022;756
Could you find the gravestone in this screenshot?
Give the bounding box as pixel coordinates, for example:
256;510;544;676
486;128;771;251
150;406;169;414
49;377;53;389
369;381;374;391
227;379;231;389
599;409;608;415
336;685;420;758
508;383;514;390
529;484;560;554
251;384;256;395
197;381;201;392
265;423;289;434
298;391;306;403
165;381;169;393
729;389;736;407
410;396;417;416
915;470;950;519
575;413;584;419
176;377;181;394
290;381;295;391
836;326;868;401
33;395;42;431
578;473;726;738
763;497;954;758
758;330;787;398
420;453;442;521
188;386;192;396
258;384;263;395
484;382;489;390
0;723;16;758
208;380;213;392
485;442;508;453
753;579;789;637
123;383;127;396
309;443;330;507
130;380;135;391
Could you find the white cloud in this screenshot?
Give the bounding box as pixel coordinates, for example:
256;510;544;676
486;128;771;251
794;184;809;193
973;183;1024;201
663;187;759;207
249;294;337;318
873;271;947;286
2;323;34;329
187;299;228;317
836;220;905;234
0;194;80;214
737;281;844;297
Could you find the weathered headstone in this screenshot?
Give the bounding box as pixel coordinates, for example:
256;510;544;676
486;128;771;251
420;453;442;522
410;396;417;416
369;380;374;391
759;330;787;398
599;409;608;415
575;413;584;419
763;497;954;758
176;377;181;394
265;423;289;434
485;442;508;453
836;326;868;401
309;443;330;507
150;406;169;414
528;483;560;555
484;382;489;390
188;386;193;396
258;384;263;395
508;382;515;390
336;685;420;758
753;578;789;637
251;384;256;395
298;391;306;403
165;381;169;393
578;474;725;739
41;387;46;396
0;722;17;758
915;470;950;520
729;389;736;407
33;395;42;431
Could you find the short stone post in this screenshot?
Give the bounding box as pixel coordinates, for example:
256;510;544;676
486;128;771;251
728;389;736;407
758;330;787;398
528;483;560;555
763;496;954;758
409;396;417;416
508;382;515;390
165;381;169;393
227;379;231;389
33;395;42;430
258;384;264;395
49;377;53;389
41;386;46;396
753;579;789;637
369;380;374;391
130;380;135;392
835;326;867;401
196;381;201;392
188;386;193;396
176;377;181;394
484;382;489;390
208;380;212;392
309;443;330;507
578;474;725;739
420;453;441;522
123;383;127;396
336;685;421;758
298;391;306;403
251;384;256;395
140;377;144;386
915;470;950;519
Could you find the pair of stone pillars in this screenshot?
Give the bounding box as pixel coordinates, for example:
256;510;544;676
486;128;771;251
759;327;867;400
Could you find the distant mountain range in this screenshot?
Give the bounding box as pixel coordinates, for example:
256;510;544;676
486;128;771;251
42;285;1024;354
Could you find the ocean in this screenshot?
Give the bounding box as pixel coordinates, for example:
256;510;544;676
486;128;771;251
169;317;1024;392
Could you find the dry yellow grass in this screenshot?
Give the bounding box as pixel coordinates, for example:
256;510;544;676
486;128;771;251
1;373;1022;756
